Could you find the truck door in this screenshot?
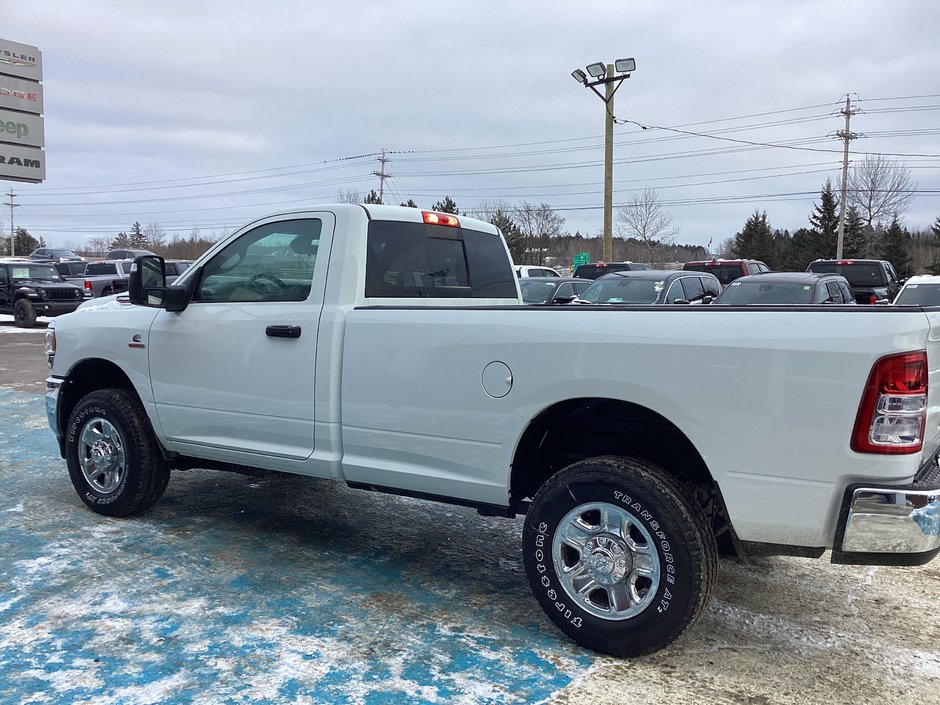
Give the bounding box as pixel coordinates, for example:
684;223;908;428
147;213;333;460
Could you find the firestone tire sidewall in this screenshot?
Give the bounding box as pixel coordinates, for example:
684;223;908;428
65;394;149;517
522;466;705;657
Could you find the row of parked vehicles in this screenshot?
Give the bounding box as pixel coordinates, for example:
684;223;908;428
515;257;926;308
0;248;192;327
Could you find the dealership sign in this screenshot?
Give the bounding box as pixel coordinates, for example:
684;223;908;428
0;38;43;183
0;109;43;148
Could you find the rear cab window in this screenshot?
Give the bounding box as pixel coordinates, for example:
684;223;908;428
365;219;517;299
809;262;887;287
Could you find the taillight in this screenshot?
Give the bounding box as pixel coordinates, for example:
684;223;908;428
84;280;92;291
422;211;459;227
868;293;877;305
852;351;927;454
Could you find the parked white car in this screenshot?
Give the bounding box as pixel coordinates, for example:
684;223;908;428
515;264;559;278
893;275;940;306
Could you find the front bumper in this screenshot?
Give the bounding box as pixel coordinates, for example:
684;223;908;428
46;376;64;455
832;464;940;565
32;299;82;317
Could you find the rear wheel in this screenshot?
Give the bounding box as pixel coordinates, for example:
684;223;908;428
65;389;170;516
13;298;37;328
522;456;717;657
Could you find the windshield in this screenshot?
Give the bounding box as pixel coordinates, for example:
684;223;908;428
10;264;64;282
714;280;814;305
895;283;940;306
579;277;664;304
520;280;558;303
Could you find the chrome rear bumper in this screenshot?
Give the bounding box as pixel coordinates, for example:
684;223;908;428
833;474;940;565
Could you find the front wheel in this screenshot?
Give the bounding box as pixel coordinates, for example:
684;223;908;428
522;456;717;657
13;298;37;328
65;389;170;517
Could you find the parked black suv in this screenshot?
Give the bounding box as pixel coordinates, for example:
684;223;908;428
0;258;85;327
806;259;902;304
572;261;653;279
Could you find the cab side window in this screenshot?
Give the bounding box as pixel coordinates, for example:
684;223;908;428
680;276;706;302
664;279;685;303
193;219;321;303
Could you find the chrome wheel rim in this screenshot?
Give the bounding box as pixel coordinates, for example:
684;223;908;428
78;417;127;494
552;501;661;620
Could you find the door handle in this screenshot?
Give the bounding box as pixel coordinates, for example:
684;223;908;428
265;325;302;339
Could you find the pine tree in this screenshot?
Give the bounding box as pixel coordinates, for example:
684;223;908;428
808;180;839;260
128;221;147;248
363;190;382;204
13;227;39;255
930;216;940;274
399;199;418;208
110;232;131;250
783;228;816;270
431;196;459;214
732;210;776;266
879;216;912;277
842;206;867;258
490;209;526;263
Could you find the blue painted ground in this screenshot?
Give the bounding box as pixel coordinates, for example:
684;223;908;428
0;389;592;704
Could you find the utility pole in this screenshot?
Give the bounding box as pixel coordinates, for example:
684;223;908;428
835;94;860;259
603;65;615;262
372;149;391;204
5;189;16;257
571;57;635;263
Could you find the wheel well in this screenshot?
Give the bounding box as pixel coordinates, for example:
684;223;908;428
56;359;136;440
510;398;736;551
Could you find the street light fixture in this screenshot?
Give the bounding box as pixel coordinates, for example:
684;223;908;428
571;56;636;262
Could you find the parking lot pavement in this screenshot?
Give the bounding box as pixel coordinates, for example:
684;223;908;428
2;388;594;704
2;333;939;704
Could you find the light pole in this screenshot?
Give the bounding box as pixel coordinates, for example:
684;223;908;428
572;58;636;262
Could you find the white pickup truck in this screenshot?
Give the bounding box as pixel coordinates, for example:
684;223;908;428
44;204;940;657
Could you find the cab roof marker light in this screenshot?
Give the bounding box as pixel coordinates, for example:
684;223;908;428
422;211;460;228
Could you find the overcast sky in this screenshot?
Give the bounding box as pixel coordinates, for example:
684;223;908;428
4;0;940;252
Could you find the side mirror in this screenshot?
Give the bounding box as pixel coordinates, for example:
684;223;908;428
128;255;189;312
701;295;715;305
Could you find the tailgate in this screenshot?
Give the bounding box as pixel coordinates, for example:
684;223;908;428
921;310;940;465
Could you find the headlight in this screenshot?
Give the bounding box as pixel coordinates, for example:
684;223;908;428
44;320;56;358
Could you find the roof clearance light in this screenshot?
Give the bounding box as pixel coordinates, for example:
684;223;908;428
422;211;460;228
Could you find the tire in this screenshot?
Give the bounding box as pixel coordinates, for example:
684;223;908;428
522;456;717;657
13;298;37;328
65;389;170;517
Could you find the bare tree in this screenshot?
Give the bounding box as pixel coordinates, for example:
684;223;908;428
85;236;110;256
515;202;565;265
143;222;167;252
616;188;678;263
336;189;363;203
847;154;916;229
465;198;513;222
